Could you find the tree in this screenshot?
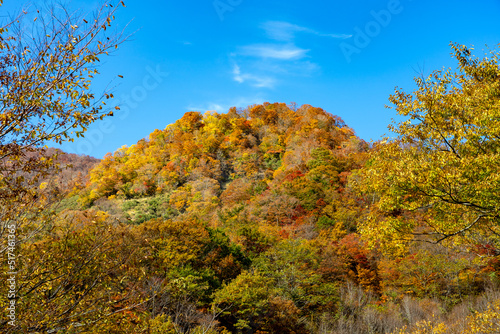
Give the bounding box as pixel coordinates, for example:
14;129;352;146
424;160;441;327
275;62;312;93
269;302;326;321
0;1;128;331
354;43;500;250
0;0;126;230
0;210;144;333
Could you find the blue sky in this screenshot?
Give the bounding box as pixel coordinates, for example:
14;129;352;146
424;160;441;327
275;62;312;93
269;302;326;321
4;0;500;158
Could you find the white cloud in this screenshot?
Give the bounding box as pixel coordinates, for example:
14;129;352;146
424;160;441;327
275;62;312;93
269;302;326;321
226;20;347;90
320;32;353;39
232;64;275;88
239;44;309;60
261;21;352;42
262;21;307;41
232;64;244;83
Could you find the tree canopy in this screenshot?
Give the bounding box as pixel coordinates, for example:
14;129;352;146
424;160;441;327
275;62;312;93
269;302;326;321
354;43;500;251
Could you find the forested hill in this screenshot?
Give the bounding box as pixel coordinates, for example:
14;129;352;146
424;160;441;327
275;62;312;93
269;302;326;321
77;102;369;229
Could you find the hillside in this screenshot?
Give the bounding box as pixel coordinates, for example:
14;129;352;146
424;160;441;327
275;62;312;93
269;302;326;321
77;103;368;229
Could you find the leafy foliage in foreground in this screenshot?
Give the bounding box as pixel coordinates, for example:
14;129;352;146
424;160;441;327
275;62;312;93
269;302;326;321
354;44;500;252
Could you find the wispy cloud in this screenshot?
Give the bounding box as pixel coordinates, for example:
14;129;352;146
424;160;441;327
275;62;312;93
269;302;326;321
232;64;275;88
261;21;352;42
227;20;345;90
239;44;309;60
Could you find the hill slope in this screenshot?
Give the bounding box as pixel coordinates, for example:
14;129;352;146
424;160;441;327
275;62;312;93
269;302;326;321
79;102;368;231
